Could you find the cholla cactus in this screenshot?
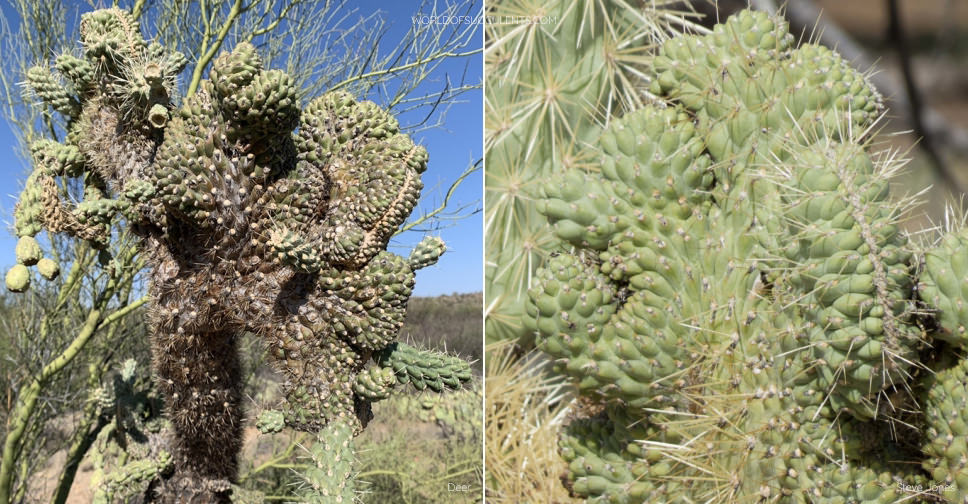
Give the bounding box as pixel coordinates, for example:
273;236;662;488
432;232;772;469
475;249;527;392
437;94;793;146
524;9;968;503
88;359;170;504
388;386;483;441
484;0;703;345
14;7;470;502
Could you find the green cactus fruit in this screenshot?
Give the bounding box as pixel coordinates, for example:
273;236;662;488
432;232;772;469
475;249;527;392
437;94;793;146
255;410;286;434
36;258;60;280
14;236;42;266
5;265;30;293
408;235;446;270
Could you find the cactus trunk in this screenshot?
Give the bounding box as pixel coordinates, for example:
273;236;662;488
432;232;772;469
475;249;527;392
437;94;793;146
150;326;243;501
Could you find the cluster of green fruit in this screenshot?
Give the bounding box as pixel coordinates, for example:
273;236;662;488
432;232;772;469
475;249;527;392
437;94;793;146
5;236;59;292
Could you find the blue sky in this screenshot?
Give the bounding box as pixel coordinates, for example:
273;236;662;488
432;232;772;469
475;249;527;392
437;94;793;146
0;0;482;296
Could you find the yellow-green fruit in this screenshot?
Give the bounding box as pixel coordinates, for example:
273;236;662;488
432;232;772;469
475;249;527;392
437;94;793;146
15;236;42;266
5;265;30;293
36;258;60;280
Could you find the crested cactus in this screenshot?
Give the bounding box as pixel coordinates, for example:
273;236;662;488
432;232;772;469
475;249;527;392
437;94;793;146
520;8;968;503
13;7;470;502
484;0;703;345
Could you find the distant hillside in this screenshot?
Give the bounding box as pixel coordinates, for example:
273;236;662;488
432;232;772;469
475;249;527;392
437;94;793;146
401;292;482;374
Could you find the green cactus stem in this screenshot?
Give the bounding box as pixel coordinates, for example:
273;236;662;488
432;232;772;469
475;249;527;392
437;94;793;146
92;451;173;504
408;235;446;270
484;0;704;346
374;342;473;393
299;420;357;503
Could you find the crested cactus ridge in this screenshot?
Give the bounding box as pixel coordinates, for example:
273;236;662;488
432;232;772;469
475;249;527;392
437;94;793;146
524;9;968;503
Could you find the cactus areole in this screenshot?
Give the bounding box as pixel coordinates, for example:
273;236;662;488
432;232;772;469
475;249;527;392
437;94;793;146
525;9;968;504
15;8;469;502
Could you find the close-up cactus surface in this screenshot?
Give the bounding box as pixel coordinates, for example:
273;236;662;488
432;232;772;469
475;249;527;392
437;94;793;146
512;7;968;504
484;0;703;346
9;6;471;502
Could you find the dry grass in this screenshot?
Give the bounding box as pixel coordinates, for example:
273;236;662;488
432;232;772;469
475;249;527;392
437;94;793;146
484;340;579;503
357;383;483;504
